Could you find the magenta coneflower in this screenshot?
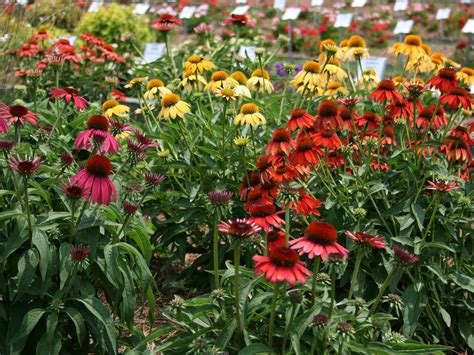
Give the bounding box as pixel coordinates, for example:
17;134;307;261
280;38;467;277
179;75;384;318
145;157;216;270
50;87;88;110
70;155;117;205
393;244;419;265
426;179;459;192
345;231;386;249
9;156;42;175
70;245;89;262
0;103;38;127
144;172;166;187
62;182;83;200
123;200;139;215
59;152;74;167
253;246;311;286
0;139;16;151
218;218;261;238
75;115;119;153
208;191;233;204
152;14;182;31
290;221;348;260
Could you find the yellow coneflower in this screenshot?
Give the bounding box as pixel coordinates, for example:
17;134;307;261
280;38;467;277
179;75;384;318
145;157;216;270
457;67;474;85
216;87;238;101
325;82;349;96
406;53;431;73
296;82;323;96
102;99;130;118
234;103;266;126
158;149;170;158
184;55;215;74
124;77;148;89
392;35;425;59
179;71;207;93
358;69;377;89
444;58;460;69
204;71;238;92
158;93;191;120
345;35;369;61
234;136;249;146
291;61;322;90
422;44;431;56
231;71;252;98
393;76;407;89
430;52;446;71
247;69;274;93
143;79;171;100
323;58;347;82
339;39;349;58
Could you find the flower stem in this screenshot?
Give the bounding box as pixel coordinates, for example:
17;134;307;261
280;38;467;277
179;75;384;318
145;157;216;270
221;102;228;177
284;201;290;246
23;176;32;237
268;282;280;348
213;210;221;289
348;250;363;299
234;241;243;334
421;193;440;243
368;266;399;317
311;256;321;305
328;265;337;320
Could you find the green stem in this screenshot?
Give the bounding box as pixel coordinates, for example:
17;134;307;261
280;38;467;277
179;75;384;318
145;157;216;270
421;193;440;243
112;158;129;181
213;210;221;289
268;282;280;348
234;241;243;334
75;197;89;227
284;201;290;246
250;125;257;158
368;266;399;316
348;250;363;299
282;303;297;352
328;265;337;320
221;102;228;177
23;176;32;238
311;256;321;305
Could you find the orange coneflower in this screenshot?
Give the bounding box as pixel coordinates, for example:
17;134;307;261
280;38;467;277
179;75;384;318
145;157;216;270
440;87;473;110
266;128;294;155
287;108;315;132
311;129;342;150
427;68;459;93
290;133;322;165
416;105;447;130
315;100;343;131
370;79;403;103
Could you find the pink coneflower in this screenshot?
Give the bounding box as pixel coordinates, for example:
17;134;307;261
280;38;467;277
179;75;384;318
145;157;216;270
9;156;42;175
70;245;89;262
75;115;119;153
50;87;88;110
290;221;348;260
287;108;315;132
345;231;386;249
70;155;117;205
62;182;83;200
152;14;182;31
248;203;284;232
208;191;233;204
253;246;311;286
0;103;38;127
34;28;49;40
393;244;419;265
218;218;261;238
194;23;214;34
223;14;255;27
144;172;166;187
426;179;459;192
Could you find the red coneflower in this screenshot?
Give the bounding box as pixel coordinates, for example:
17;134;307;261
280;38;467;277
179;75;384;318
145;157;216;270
208;191;233;204
427;68;458;93
287;108;315;131
338;106;356;132
290;189;322;216
266;128;294;155
218;219;261;238
260;176;280;199
253;246;311;286
248;203;284;231
70;155;117;205
370;159;389;171
327;150;346;168
426;179;459;192
387;99;412;120
70;245;89;262
355;112;381;130
245;188;273;210
393;244;419;265
441;137;471;163
440;87;473;110
34;28;49;40
337;96;360;108
240;171;261;199
316;100;343;131
223;14;255;27
74;115;119;153
290;133;322;165
345;231;386;249
152;14;182;31
289;221;348;260
50;87;88;110
370;79;403;103
311;129;342;150
416;105;447;130
266;230;286;251
256;154;273;176
380;126;396;146
9;156;42;175
271;163;302;182
0;103;38;127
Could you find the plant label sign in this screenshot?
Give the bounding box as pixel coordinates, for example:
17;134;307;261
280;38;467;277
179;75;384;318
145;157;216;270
236;0;247;3
311;0;324;6
141;43;165;64
358;56;387;81
238;46;262;61
393;19;414;34
282;7;301;21
273;0;286;11
179;6;197;19
231;5;250;16
462;19;474;33
334;13;353;28
88;1;102;13
351;0;367;8
133;4;150;15
394;0;408;11
436;8;451;20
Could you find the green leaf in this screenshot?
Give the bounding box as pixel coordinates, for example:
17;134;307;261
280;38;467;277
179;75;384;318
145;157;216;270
410;203;425;232
215;318;236;350
439;307;451;327
452;272;474;292
402;283;427;337
458;319;474;350
16;249;39;298
32;231;50;281
132;326;175;350
64;307;86;344
10;308;46;347
36;312;61;355
238;343;274;355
